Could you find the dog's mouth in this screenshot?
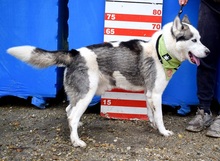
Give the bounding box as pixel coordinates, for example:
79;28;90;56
188;52;200;66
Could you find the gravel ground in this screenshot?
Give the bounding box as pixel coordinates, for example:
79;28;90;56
0;97;220;161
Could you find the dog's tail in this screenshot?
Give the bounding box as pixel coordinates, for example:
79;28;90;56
7;46;76;68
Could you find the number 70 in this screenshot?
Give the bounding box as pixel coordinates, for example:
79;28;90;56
152;24;161;30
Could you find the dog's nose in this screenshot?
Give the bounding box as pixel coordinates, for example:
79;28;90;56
205;49;210;56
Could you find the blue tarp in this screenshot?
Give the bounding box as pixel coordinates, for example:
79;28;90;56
0;0;65;108
1;0;219;110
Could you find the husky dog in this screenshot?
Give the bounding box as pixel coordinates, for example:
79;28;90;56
7;16;209;147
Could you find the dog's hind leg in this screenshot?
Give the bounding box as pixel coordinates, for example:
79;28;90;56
67;70;99;147
64;48;100;147
66;104;71;116
67;89;97;147
66;104;83;127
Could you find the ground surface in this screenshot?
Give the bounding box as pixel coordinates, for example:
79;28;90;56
0;97;220;161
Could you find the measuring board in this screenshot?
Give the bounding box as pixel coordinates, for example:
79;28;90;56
104;0;163;42
101;0;163;120
101;89;148;120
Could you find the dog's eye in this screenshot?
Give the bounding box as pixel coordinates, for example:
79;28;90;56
192;39;197;42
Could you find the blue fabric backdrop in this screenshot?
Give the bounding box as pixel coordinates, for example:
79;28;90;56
0;0;65;108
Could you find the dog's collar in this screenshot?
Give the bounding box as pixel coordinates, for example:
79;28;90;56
156;34;181;80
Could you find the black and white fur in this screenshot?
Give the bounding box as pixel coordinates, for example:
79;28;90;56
7;16;209;147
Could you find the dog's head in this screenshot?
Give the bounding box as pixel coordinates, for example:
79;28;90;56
170;15;210;66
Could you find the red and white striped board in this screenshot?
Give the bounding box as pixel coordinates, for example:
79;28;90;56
101;89;148;120
101;0;163;120
104;0;163;42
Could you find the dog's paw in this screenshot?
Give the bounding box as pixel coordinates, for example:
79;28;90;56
161;130;174;137
72;139;87;147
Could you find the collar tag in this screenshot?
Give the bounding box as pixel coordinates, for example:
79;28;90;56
162;54;172;61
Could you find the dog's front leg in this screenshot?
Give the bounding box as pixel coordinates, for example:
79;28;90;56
150;93;174;136
146;96;157;129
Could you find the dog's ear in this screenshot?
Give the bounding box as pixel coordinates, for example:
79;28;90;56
172;16;190;41
172;16;183;31
172;16;184;37
182;15;190;24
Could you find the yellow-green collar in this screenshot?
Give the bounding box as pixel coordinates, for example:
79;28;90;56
156;35;181;80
